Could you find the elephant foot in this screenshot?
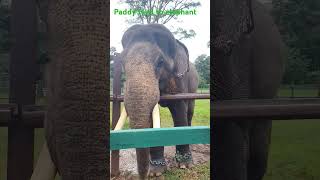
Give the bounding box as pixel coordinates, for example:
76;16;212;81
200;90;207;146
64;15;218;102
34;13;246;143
149;159;167;178
175;151;193;169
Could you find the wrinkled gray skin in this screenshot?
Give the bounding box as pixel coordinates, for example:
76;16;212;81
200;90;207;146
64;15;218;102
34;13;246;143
120;24;199;179
42;0;109;179
213;1;286;180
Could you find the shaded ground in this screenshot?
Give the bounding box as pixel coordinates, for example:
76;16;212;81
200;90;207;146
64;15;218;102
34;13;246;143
111;144;210;179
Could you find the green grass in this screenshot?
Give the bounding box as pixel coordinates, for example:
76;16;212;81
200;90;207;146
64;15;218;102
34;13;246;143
163;162;210;180
265;120;320;180
110;99;210;129
2;86;320;179
109;99;210;179
278;88;319;97
1;93;209;179
197;88;210;94
0;92;8;103
268;88;320;179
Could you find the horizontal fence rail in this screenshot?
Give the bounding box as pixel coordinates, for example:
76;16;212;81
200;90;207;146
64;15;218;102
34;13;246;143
212;98;320;120
110;126;210;150
111;93;210;101
2;98;320;127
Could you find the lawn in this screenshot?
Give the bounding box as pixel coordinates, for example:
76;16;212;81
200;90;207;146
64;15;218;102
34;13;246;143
265;120;320;180
0;92;210;179
110;99;211;179
1;86;320;180
266;88;320;180
278;87;319;98
110;99;210;128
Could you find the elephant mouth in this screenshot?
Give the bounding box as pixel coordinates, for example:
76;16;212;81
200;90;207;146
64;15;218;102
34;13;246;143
114;104;161;130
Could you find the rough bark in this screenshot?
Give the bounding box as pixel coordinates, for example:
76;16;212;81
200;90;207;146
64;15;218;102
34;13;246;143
45;0;109;179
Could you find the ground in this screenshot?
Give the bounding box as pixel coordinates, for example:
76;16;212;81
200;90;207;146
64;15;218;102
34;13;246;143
110;99;210;179
112;144;210;180
1;88;320;179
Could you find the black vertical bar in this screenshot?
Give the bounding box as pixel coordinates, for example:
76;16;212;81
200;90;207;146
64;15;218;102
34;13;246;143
290;84;294;98
111;54;122;176
7;0;38;180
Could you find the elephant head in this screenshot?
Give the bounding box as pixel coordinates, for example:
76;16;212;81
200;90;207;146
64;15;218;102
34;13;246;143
120;24;189;178
212;0;255;100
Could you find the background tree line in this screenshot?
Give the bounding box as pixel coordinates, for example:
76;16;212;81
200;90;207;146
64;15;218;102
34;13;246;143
272;0;320;85
2;0;319;93
110;0;210;91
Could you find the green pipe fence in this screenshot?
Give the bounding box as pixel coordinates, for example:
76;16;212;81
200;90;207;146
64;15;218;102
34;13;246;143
110;126;210;150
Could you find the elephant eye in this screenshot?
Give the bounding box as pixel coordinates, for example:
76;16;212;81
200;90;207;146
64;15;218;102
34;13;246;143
156;57;164;68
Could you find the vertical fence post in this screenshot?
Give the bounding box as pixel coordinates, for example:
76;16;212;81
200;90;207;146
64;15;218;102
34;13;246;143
290;84;294;98
111;53;122;176
7;0;38;180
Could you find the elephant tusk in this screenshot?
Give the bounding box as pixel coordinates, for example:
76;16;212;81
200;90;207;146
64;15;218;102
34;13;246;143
30;142;57;180
152;103;161;128
114;106;128;130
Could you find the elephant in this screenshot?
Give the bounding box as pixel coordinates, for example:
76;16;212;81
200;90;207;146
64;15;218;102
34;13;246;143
43;1;109;179
212;0;286;180
119;24;199;179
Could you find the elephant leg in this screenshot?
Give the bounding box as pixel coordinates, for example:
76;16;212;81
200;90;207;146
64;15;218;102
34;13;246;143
187;100;195;126
149;146;167;177
247;120;272;180
168;101;193;168
213;120;249;180
136;148;150;180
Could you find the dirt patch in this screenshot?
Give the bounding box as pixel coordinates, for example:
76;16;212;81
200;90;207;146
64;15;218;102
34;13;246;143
111;144;210;179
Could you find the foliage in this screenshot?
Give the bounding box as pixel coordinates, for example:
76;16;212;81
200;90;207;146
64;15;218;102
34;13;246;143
306;71;320;84
172;27;195;40
0;4;10;53
120;0;200;40
282;48;311;84
194;54;210;87
109;46;117;79
120;0;200;24
272;0;320;84
0;4;10;85
110;47;126;89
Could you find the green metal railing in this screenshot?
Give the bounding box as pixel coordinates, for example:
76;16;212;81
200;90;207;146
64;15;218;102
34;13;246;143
110;126;210;150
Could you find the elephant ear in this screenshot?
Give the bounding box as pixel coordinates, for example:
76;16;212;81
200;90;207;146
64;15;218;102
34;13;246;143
212;0;254;54
174;40;190;78
121;24;177;60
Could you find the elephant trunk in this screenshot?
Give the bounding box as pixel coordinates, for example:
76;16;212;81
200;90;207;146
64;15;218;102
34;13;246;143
124;65;160;178
213;36;252;100
45;1;108;179
212;51;233;100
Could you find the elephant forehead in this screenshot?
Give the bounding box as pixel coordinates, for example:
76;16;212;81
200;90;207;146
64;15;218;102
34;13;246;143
122;24;177;59
124;42;160;61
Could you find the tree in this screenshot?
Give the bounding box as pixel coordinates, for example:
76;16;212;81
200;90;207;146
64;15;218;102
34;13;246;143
194;54;210;87
272;0;320;84
120;0;200;39
121;0;200;24
110;46;117;79
0;4;10;90
282;48;310;84
0;4;10;53
172;27;195;40
109;47;126;91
